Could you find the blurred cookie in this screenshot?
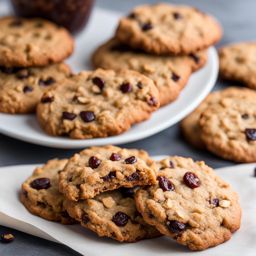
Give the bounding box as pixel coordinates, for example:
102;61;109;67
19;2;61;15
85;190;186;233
115;3;222;55
136;156;241;250
37;68;159;139
219;42;256;89
0;17;74;67
0;63;70;113
20;159;75;224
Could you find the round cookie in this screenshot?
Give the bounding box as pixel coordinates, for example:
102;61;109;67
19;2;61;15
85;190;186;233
115;3;222;55
219;42;256;89
135;156;241;251
92;38;207;106
37;68;159;139
59;145;157;201
0;17;74;67
64;187;161;242
180;87;256;149
20;159;75;224
0;63;71;114
199;96;256;162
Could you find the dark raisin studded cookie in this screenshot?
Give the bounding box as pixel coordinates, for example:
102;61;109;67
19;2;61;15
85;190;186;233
180;87;256;149
92;38;207;106
37;68;159;139
115;3;222;55
199;95;256;163
20;159;75;224
219;42;256;89
0;17;74;67
0;63;71;114
64;187;161;242
59;146;157;201
135;156;241;251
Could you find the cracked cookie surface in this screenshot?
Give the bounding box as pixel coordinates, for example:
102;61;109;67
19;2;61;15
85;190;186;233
59;146;157;200
20;159;75;224
219;42;256;89
0;17;74;67
0;63;71;114
37;68;159;139
115;3;222;55
92;38;207;106
135;156;241;250
64;187;161;242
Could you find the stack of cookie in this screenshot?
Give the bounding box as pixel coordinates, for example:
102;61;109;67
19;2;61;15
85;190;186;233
181;87;256;162
92;3;222;106
0;17;74;114
21;145;241;251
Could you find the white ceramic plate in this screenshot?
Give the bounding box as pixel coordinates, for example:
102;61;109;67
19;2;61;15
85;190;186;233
0;158;255;256
0;7;218;148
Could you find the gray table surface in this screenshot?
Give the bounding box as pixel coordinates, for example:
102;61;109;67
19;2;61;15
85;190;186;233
0;0;255;255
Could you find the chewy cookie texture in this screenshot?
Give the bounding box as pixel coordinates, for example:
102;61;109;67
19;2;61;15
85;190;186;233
0;63;71;114
37;68;159;139
92;38;207;106
59;145;157;200
135;156;241;250
0;17;74;67
20;147;241;249
115;3;222;55
20;159;75;224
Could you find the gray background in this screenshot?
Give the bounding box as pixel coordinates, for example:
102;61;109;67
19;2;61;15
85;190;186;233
0;0;254;255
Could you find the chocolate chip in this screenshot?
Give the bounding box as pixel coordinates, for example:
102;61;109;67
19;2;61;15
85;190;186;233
82;213;90;224
245;128;256;141
242;113;249;119
80;111;95;122
39;77;56;86
16;69;30;79
88;156;101;169
120;82;132;93
61;211;70;218
183;172;201;189
110;44;130;52
171;72;180;82
41;96;54;103
110;153;121;161
119;187;137;198
189;53;200;64
62;112;77;120
102;171;116;181
141;22;153;31
9;19;23;27
166;220;187;233
23;85;33;93
0;66;18;74
92;77;104;91
173;12;182;20
128;12;137;19
137;82;143;89
157;176;175;191
148;97;158;106
211;198;219;207
127;171;140;181
169;161;174;168
125;156;137;164
1;233;15;243
30;178;51;190
112;211;129;226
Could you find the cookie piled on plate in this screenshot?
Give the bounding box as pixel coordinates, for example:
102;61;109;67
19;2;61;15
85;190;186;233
181;87;256;162
92;3;222;106
20;145;241;250
0;17;73;113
